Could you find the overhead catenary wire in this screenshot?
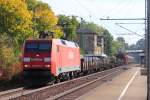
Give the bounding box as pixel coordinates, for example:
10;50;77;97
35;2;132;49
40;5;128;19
100;20;123;37
134;24;145;34
116;23;145;24
100;18;146;20
115;22;145;36
71;0;92;21
115;23;144;37
120;0;137;18
100;0;145;41
100;18;140;39
74;0;91;14
102;0;129;17
61;0;145;42
100;17;145;39
103;0;136;18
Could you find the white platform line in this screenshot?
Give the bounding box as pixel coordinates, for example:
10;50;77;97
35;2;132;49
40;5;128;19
118;69;139;100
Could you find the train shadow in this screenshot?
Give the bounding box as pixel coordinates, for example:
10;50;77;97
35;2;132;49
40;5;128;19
23;83;49;89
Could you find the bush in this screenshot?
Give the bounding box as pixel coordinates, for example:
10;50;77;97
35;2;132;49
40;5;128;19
0;45;15;68
0;35;21;79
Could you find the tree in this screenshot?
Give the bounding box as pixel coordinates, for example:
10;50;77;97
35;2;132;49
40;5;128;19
117;37;125;43
80;22;104;35
25;0;64;38
33;2;58;35
0;0;64;78
116;37;126;52
58;15;79;40
25;0;37;11
136;38;145;49
51;26;64;38
0;0;33;49
103;29;113;56
128;38;145;50
117;37;125;48
111;37;127;55
0;0;32;75
111;40;122;55
129;44;136;50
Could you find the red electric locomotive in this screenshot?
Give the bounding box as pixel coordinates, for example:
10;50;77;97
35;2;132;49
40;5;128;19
22;38;80;85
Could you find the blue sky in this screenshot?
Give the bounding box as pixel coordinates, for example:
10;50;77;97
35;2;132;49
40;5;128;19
41;0;145;45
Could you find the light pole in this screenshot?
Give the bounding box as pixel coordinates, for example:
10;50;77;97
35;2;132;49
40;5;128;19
75;16;84;48
146;0;150;99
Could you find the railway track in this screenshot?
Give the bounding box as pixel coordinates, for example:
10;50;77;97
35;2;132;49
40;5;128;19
0;65;135;100
0;88;23;100
52;68;123;100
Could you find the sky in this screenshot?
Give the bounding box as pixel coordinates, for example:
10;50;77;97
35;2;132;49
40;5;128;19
41;0;145;45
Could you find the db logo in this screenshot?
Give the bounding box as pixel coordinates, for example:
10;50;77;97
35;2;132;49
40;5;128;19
68;51;74;59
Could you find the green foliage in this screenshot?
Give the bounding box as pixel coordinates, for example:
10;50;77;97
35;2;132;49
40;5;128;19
0;0;64;79
111;37;127;55
0;0;64;49
51;26;64;38
103;29;113;56
26;1;64;38
81;22;104;35
0;34;22;79
111;40;122;55
33;2;57;33
25;0;37;10
0;35;16;68
0;46;15;68
129;38;145;50
0;0;33;49
58;15;79;40
116;37;125;48
116;37;127;52
117;37;125;44
80;48;85;55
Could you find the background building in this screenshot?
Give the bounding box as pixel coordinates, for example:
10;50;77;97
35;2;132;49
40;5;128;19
76;28;104;55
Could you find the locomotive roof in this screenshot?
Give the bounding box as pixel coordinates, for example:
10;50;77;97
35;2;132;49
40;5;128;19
25;38;79;48
53;39;79;48
83;54;107;58
26;39;52;41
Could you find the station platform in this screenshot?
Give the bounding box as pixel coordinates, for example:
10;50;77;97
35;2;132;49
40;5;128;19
77;65;147;100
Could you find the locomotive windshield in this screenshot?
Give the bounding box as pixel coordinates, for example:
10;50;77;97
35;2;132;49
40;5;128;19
25;42;51;52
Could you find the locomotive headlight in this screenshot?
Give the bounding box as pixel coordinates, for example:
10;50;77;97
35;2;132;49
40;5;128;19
24;65;30;67
44;57;51;62
23;57;30;62
45;65;50;67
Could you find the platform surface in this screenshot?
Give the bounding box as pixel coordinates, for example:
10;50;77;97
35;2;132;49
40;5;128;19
77;65;147;100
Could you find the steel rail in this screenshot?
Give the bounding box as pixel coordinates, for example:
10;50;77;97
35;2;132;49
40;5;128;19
0;64;137;100
48;67;124;100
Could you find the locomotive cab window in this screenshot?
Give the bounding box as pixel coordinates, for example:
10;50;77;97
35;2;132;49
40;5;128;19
25;43;38;52
25;42;52;52
39;43;51;52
